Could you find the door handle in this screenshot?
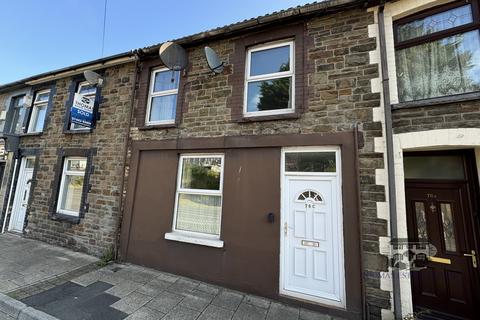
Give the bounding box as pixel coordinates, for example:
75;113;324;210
464;250;477;268
284;222;288;237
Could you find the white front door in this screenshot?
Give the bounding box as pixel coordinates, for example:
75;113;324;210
280;148;345;308
8;157;34;233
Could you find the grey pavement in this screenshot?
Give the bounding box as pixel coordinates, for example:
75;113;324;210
65;264;344;320
0;234;344;320
0;233;98;296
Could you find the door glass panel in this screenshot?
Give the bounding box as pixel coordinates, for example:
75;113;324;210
415;202;428;240
285;152;336;172
25;158;35;169
440;203;457;252
404;155;465;180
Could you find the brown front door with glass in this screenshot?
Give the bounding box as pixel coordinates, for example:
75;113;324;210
404;151;480;320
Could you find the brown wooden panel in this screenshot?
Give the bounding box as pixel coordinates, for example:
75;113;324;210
124;147;281;297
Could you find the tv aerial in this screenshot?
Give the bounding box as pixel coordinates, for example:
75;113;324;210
204;46;224;74
83;70;104;87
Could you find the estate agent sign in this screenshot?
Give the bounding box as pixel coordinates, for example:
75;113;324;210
71;93;94;127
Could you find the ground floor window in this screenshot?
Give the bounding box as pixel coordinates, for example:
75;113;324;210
173;154;224;237
57;157;87;216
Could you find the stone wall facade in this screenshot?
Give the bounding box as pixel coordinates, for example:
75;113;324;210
0;62;136;257
392;100;480;134
127;9;389;319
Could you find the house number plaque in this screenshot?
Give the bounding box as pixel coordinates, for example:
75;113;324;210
301;240;319;247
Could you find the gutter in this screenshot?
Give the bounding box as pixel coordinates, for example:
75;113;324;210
378;4;402;319
0;51;135;93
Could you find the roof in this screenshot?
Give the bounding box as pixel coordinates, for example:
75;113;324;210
0;0;366;92
140;0;365;54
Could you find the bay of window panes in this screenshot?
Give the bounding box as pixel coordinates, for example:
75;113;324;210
395;3;480;102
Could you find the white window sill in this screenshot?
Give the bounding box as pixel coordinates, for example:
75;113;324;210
243;109;295;118
164;232;224;248
145;120;175;126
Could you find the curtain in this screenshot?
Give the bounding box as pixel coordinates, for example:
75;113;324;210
396;30;480;102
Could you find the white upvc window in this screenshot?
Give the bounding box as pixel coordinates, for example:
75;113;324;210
27;89;50;133
71;81;97;130
166;154;224;247
244;40;295;117
56;157;87;216
145;68;180;125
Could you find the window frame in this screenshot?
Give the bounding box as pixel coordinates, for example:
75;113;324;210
69;81;97;131
393;1;480;50
56;156;87;217
145;67;180;126
9;95;26;134
171;153;225;240
243;40;295;117
27;89;50;133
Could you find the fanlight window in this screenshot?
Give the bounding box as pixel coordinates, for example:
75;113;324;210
296;190;323;202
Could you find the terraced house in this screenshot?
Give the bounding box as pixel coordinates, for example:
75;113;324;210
0;53;136;256
0;0;479;319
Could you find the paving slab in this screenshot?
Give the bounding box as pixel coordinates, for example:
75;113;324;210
233;302;268;320
0;234;98;296
145;292;184;314
211;289;244;311
0;235;344;320
162;306;200;320
266;302;300;320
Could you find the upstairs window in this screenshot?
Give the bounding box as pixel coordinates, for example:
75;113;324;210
394;2;480;102
244;41;294;116
145;68;180;125
9;95;26;134
70;81;97;130
27;90;50;133
57;157;87;216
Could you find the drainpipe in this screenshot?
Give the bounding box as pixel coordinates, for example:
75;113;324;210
354;123;368;320
1;157;18;233
114;51;139;260
378;4;402;320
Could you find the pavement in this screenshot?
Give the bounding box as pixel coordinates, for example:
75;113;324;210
0;234;344;320
0;234;98;295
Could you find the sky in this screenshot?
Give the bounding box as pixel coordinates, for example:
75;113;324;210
0;0;311;85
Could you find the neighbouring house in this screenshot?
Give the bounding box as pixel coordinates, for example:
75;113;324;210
0;0;478;319
368;1;480;319
0;53;137;256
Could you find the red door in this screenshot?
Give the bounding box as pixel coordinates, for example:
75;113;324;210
406;182;479;319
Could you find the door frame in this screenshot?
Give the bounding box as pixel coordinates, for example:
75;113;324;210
8;156;35;232
403;149;480;318
279;146;346;308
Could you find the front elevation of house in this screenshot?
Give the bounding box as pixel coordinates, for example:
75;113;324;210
0;54;136;256
120;1;380;319
0;0;478;319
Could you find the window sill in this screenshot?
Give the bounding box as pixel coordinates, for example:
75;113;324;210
20;132;43;137
138;123;177;130
164;232;224;248
235;112;301;123
64;129;93;134
50;212;80;224
392;91;480;110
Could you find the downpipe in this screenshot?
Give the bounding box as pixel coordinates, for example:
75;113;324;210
378;4;402;320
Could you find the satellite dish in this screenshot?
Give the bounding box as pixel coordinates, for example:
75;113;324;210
159;42;188;71
83;70;104;87
204;46;224;74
